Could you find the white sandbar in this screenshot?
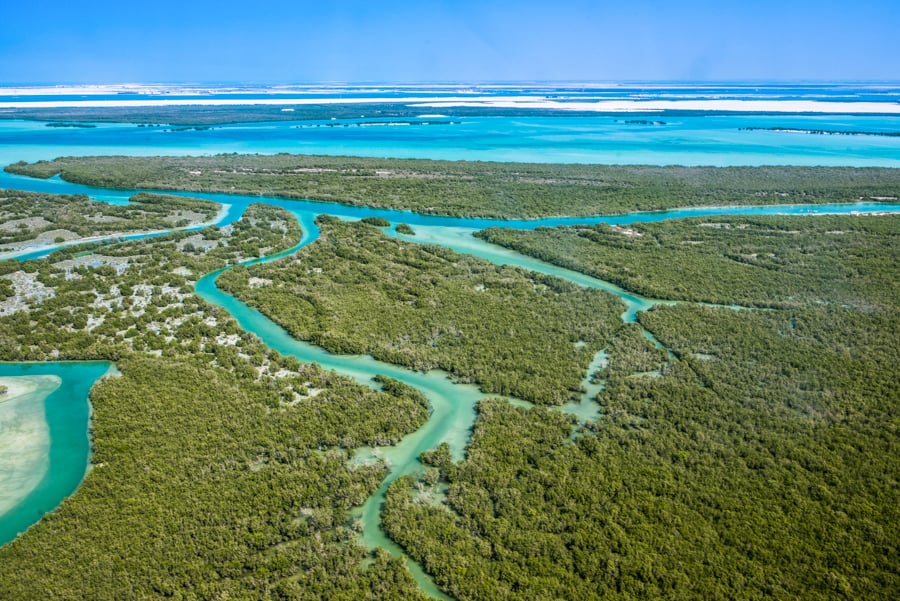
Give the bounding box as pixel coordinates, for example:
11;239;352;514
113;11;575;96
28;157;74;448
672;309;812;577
409;98;900;114
0;375;62;516
0;96;897;114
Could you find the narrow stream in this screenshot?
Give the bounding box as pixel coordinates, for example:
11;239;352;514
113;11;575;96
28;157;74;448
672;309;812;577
187;207;759;597
190;207;667;598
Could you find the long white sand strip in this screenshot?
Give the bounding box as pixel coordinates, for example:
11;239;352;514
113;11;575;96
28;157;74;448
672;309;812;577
0;97;898;114
409;98;900;114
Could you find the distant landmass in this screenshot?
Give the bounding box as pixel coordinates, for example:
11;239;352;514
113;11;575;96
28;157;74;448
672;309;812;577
740;126;900;137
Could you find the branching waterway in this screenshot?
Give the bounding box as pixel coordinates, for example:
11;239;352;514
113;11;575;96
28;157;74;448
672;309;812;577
190;211;654;598
190;201;896;598
2;172;899;597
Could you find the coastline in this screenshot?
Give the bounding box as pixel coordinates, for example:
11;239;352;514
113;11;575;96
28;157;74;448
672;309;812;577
0;96;898;114
0;375;61;517
0;202;230;261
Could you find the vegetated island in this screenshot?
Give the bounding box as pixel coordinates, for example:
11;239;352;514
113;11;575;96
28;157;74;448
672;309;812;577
7;154;900;219
476;214;899;308
0;196;431;599
380;213;900;600
0;189;221;259
44;122;96;128
0;103;660;126
740;126;900;137
218;217;622;405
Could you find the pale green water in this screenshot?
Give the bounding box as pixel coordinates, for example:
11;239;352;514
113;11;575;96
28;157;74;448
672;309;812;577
0;376;60;517
560;349;608;423
192;213;685;597
0;362;112;547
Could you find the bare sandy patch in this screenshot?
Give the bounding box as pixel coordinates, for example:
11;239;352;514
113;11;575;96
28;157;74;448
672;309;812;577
0;375;62;516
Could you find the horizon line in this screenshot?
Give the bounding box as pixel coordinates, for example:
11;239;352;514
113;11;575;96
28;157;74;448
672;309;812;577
3;80;900;88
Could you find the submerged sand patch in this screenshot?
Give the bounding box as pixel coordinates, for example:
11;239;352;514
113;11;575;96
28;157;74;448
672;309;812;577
0;375;62;516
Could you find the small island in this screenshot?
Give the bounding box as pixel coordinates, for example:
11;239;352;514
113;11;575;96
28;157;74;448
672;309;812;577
740;126;900;137
45;122;96;128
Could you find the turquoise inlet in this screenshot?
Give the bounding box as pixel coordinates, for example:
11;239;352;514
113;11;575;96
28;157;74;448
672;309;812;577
0;362;113;547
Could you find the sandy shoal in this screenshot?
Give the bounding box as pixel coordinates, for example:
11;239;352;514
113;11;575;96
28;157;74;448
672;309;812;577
0;375;61;516
0;97;897;114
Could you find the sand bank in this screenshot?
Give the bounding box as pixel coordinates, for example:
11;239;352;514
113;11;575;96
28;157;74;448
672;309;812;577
0;96;898;114
0;375;61;516
409;98;900;114
2;378;38;403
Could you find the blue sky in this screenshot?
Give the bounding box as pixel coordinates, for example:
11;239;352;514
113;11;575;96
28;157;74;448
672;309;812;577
1;0;897;83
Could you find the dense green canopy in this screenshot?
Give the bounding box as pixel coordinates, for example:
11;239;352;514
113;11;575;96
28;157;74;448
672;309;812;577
9;155;900;218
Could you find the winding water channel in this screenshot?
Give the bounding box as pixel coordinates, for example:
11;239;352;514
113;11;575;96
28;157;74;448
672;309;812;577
3;167;899;595
188;199;900;598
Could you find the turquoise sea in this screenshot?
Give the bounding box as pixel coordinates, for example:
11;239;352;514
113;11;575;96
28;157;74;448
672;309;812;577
0;113;899;168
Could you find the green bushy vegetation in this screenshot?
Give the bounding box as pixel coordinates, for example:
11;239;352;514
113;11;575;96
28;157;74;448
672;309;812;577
360;216;391;227
0;197;429;598
0;203;300;361
0;355;428;600
478;215;899;307
379;214;900;600
0;277;13;301
218;217;622;404
8;154;899;218
2;175;897;600
0;189;219;252
383;303;900;600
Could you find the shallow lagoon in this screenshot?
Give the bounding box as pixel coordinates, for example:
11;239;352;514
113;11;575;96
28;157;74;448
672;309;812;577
0;362;112;547
0;113;899;170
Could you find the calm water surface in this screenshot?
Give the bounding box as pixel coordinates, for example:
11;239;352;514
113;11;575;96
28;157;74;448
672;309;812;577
0;113;899;168
0;362;112;546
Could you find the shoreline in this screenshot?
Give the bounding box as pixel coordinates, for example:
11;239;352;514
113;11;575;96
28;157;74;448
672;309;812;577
0;202;229;261
0;96;898;114
0;375;59;404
